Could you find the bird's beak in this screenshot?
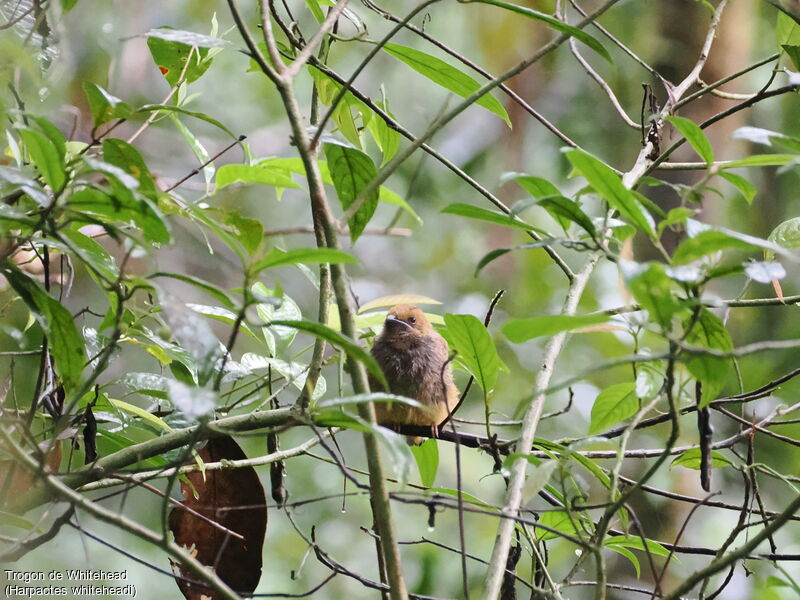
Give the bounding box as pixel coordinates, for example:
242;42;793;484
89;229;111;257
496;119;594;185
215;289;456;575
385;315;412;331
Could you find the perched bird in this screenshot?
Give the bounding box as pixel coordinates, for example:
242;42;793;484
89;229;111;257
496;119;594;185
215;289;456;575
369;304;459;444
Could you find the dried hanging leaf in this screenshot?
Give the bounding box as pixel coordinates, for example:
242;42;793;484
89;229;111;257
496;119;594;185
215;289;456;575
168;435;267;599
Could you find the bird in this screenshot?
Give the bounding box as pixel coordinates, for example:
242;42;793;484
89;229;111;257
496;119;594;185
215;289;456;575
369;304;459;444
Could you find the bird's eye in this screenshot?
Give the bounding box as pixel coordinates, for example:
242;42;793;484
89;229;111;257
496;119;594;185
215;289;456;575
408;316;416;324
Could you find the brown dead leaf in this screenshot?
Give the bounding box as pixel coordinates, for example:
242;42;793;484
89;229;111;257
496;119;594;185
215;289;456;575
169;435;267;599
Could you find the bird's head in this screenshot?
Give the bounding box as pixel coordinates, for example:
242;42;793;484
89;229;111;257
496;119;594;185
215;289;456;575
379;304;433;347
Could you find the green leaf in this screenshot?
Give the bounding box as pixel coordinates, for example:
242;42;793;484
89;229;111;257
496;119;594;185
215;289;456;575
215;163;299;190
314;392;425;410
305;0;325;21
241;354;327;400
253;283;302;349
382;42;511;127
672;230;758;264
604;535;670;557
146;27;213;86
588;382;638;435
410;438;439;488
767;216;800;260
267;319;389;390
684;309;733;407
719;172;757;204
67;188;170;244
671;447;733;469
147;272;234;308
136;104;238;140
626;262;685;329
564;149;655;237
442;203;544;232
467;0;611;63
187;304;258;340
215;209;263;255
251;247;357;272
536;510;582;542
83;82;132;126
722;154;798;168
3;267;85;388
443;313;507;395
666;116;714;165
379;186;422;224
323;142;380;242
504;172;561;199
537;196;597;237
101;139;159;200
777;10;800;70
606;543;641;578
367;101;401;165
502;313;610;343
60;228;119;282
657;207;696;235
19;128;65;191
108;398;173;433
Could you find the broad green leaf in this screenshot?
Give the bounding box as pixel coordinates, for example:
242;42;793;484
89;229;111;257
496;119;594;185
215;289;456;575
379;186;422;224
367;100;401;165
61;228;119;282
666;116;714;165
3;267;85;388
468;0;611;63
442;203;544;232
533;439;611;489
323;141;379;242
305;0;325;21
309;66;371;148
626;262;685;329
215;209;263;255
719;172;757;205
537;196;597;237
777;10;800;70
672;230;757;264
732;126;800;153
19;128;65;191
170;114;215;191
443;313;507;394
722;154;798;168
504;172;561;199
67;188;170;244
565;149;655;237
241;354;327;400
216;163;299;190
767;216;800;260
604;535;670;557
187;304;258;340
382;42;511;127
606;543;641;577
268;319;389;390
536;510;582;542
137;104;238;140
109;398;173;432
102;139;159;200
253;283;302;348
671;447;733;469
167;380;217;420
359;294;441;313
252;247;357;273
147;272;234;308
588;382;638;435
657;207;696;235
410;438;439;488
502;313;610;343
684;309;733;407
314;392;424;410
146;27;213;86
83;82;132;126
